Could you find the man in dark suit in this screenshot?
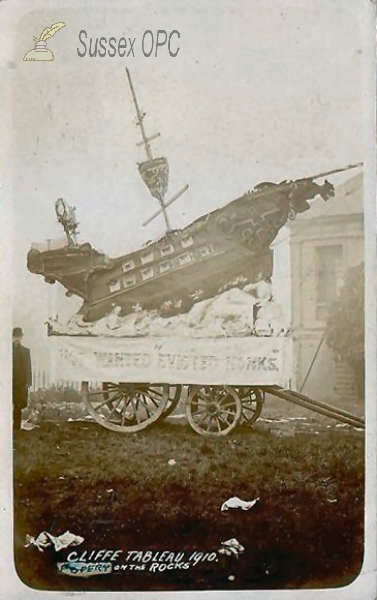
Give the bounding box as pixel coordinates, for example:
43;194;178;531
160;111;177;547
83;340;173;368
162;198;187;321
12;327;32;431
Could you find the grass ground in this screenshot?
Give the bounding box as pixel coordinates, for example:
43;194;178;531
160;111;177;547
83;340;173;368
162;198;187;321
13;412;364;592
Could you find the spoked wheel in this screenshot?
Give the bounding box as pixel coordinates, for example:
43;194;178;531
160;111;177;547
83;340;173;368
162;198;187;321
237;386;264;426
187;385;242;437
158;385;183;420
81;382;169;432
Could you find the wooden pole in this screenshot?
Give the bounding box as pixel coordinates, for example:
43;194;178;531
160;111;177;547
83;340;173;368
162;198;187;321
299;333;326;393
143;185;189;228
126;68;153;161
309;162;363;181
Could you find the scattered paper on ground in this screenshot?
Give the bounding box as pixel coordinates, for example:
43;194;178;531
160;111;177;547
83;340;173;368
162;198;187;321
218;538;245;558
21;420;38;430
25;530;84;552
221;496;259;511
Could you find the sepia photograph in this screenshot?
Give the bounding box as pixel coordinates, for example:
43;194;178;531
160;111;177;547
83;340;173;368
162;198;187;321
1;0;375;597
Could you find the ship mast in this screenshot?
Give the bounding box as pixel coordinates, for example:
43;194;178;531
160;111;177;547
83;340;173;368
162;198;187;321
126;68;171;231
126;68;155;162
126;69;188;234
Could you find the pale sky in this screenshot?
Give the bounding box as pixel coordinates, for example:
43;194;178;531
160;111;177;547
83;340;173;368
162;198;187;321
2;0;370;370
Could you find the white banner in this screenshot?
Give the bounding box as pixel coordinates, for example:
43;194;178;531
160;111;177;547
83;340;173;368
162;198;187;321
50;336;292;386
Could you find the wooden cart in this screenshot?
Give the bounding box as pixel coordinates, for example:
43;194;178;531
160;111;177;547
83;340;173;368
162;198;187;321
81;382;264;436
51;334;364;436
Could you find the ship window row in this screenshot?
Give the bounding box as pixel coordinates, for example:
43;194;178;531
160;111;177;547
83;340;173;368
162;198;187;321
111;247;214;292
141;252;193;279
109;275;136;292
109;252;197;291
110;246;213;293
121;237;195;270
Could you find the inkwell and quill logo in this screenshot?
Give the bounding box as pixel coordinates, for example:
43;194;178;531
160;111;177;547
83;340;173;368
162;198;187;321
23;22;66;61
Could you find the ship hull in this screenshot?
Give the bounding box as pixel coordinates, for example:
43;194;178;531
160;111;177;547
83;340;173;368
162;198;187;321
27;178;334;322
84;245;273;322
79;185;292;321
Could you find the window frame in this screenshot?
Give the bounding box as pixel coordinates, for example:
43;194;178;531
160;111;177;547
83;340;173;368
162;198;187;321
314;243;344;321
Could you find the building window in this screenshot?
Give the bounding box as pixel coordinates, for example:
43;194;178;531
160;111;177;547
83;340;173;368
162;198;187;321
141;267;154;280
181;236;194;248
123;275;136;288
178;252;192;266
160;261;171;273
160;243;174;256
109;279;121;293
315;245;343;320
140;252;154;265
122;260;135;272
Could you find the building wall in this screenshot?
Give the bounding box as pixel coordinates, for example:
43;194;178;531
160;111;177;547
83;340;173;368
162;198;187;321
290;211;364;401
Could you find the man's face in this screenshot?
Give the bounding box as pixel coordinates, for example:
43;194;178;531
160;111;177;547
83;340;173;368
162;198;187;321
13;336;22;346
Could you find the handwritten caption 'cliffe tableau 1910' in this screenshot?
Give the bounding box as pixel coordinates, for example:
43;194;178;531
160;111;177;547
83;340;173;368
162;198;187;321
58;549;218;577
77;30;180;58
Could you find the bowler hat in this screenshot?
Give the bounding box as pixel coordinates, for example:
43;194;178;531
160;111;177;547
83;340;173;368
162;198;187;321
13;327;24;337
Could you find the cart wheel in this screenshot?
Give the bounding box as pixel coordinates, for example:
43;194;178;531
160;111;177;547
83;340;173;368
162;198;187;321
159;385;182;420
187;385;242;437
237;387;264;426
81;382;169;432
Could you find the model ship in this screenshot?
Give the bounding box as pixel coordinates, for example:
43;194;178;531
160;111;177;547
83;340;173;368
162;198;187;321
27;70;358;323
